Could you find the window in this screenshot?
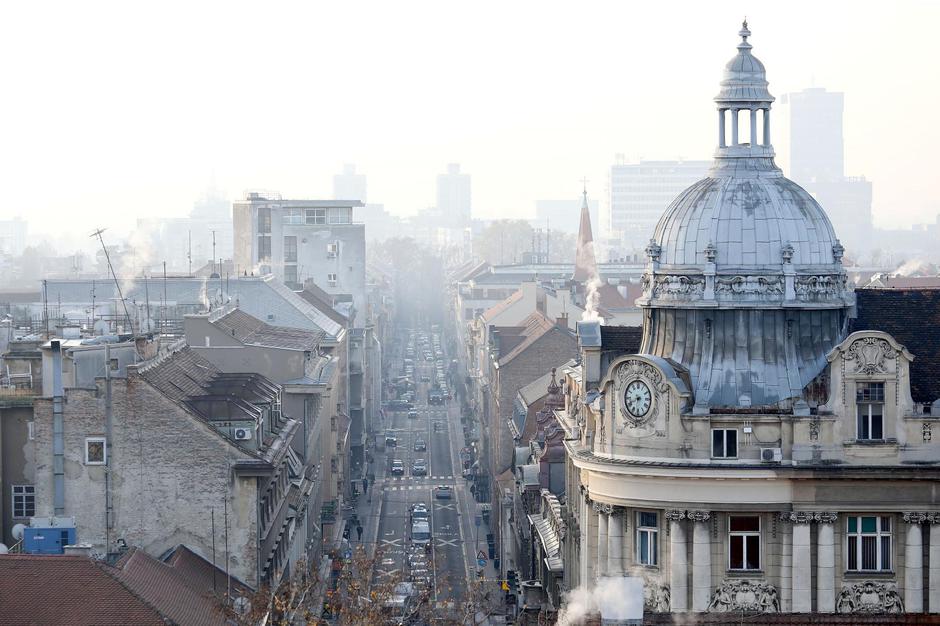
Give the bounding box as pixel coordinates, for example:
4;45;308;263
327;241;339;257
728;515;761;570
284;236;297;263
27;421;34;440
282;208;303;224
856;382;884;440
283;265;298;284
636;511;658;566
712;428;738;458
257;236;271;261
257;207;271;233
328;207;351;224
85;437;106;465
327;273;337;287
305;208;326;225
12;485;35;518
847;515;892;571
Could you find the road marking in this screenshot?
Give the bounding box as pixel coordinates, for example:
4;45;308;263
375;568;396;578
435;503;456;511
436;538;459;548
381;538;402;547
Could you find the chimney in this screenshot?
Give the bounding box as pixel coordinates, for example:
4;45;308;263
555;312;568;328
63;544;93;557
491;329;501;359
535;289;547;315
576;320;603;386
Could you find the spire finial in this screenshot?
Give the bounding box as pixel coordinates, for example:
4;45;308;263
737;18;752;51
580;177;589;208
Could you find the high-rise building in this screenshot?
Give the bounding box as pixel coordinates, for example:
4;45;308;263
607;159;710;251
0;217;28;256
436;163;471;226
333;163;368;203
787;87;872;253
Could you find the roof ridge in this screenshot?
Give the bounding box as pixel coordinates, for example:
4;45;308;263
95;558;179;625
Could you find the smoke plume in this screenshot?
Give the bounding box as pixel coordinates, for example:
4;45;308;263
557;577;644;625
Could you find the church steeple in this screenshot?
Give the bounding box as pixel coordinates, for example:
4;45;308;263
572;185;597;282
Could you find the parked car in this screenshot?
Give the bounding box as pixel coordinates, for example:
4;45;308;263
412;459;427;476
414;438;427;451
391;459;405;475
408;410;419;419
434;485;453;499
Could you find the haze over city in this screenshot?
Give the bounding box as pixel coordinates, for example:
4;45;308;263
2;0;938;246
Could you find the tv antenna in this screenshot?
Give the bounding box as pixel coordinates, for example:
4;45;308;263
90;228;134;334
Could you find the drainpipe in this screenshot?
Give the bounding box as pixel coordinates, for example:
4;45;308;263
52;340;65;516
104;342;114;557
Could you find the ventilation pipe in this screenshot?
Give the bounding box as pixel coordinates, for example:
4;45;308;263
51;340;65;516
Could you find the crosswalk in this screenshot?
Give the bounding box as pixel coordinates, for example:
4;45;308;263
386;475;453;481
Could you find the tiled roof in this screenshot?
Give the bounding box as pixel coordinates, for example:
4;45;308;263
212;308;324;351
0;555;167;626
480;289;524;323
162;545;252;597
600;325;643;353
852;288;940;404
299;282;349;326
497;312;561;366
138;345;220;403
864;274;940;289
597;282;643;311
106;548;238;626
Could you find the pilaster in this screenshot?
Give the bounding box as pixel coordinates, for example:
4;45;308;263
595;501;609;579
929;513;940;614
608;507;624;576
689;510;711;612
667;510;688;612
903;512;928;613
815;512;838;613
788;511;813;613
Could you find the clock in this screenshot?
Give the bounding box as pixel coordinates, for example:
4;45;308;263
624;380;652;418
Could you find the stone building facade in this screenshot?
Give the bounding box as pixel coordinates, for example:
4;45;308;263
558;23;940;619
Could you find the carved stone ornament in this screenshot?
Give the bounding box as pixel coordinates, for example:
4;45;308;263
616;359;669;430
707;579;779;613
923;422;932;443
715;275;784;296
645;240;662;262
843;336;897;375
781;242;794;264
664;509;686;522
704;241;717;263
652;274;705;299
809;415;820;441
687;510;711;523
814;512;838;524
832;240;845;263
644;580;671;613
787;511;814;524
836;581;904;614
929;513;940;524
903;512;928;524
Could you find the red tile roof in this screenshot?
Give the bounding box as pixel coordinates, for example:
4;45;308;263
0;555;168;626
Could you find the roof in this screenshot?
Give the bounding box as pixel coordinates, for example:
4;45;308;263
107;547;245;626
480;289;524;324
139;345;220;403
600;326;643;353
498;312;569;366
864;274;940;289
0;554;167;626
299;282;349;326
572;190;597;282
852;288;940;403
211;307;324;351
518;369;558;406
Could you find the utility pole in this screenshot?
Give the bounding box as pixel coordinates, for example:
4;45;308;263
188;230;192;277
90;228;133;334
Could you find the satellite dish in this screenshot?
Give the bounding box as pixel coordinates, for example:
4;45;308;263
12;524;26;541
0;543;8;554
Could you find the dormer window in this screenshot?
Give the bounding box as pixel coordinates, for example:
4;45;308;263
856;382;884;441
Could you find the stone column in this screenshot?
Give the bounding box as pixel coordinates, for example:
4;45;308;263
608;507;624;576
903;512;927;613
790;512;813;613
779;513;792;612
815;512;838;613
929;513;940;613
667;510;688;612
750;108;758;146
763;108;771;146
580;495;592;585
596;502;609;579
689;510;711;612
731;109;739;146
718;109;726;148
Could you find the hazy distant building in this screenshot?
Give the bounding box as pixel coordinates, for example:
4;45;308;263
534;198;599;234
608;159;709;251
333;163;368;203
0;217;28;256
787;87;872;253
232;193;366;317
437;163;471;226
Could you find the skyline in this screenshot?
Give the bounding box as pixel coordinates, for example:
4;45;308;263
1;1;938;244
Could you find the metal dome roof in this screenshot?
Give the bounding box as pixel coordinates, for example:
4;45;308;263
715;21;774;104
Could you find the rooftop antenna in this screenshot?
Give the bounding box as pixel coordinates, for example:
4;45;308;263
91;228;133;334
188;230;192;277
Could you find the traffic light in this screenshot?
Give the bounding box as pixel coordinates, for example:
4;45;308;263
506;569;519;592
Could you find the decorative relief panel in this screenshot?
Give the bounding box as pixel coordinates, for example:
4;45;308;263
836;582;904;614
707;580;779;613
643;580;671;613
843;337;898;375
795;274;848;300
650;274;705;299
715;275;784;297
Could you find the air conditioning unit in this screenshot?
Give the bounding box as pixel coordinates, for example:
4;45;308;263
234;428;252;441
760;447;782;462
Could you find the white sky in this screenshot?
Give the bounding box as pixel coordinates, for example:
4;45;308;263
2;1;938;247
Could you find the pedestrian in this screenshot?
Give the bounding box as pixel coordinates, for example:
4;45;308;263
362;477;369;494
356;524;364;541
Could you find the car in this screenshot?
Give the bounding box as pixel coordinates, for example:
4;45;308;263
391;459;405;475
434;485;453;499
411;503;429;522
411;520;431;547
433;421;443;432
414;438;427;451
420;375;431;382
407;409;419;419
412;459;427;476
385;432;398;447
429;394;444;406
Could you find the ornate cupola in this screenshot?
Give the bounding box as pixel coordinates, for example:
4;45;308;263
636;22;854;412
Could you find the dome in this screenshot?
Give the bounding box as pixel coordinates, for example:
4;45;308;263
652;171;841;268
715;21;773;104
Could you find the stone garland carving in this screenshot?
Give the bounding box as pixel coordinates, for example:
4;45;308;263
795;274;847;299
843;337;897;375
924;422;932;443
786;511;814;524
814;511;838;524
687;510;711;523
644;581;671;613
664;510;686;522
809;414;820;441
651;274;705;298
902;512;928;524
715;275;784;296
836;582;904;614
707;579;779;613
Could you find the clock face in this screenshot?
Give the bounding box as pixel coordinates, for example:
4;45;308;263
624;380;652;417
